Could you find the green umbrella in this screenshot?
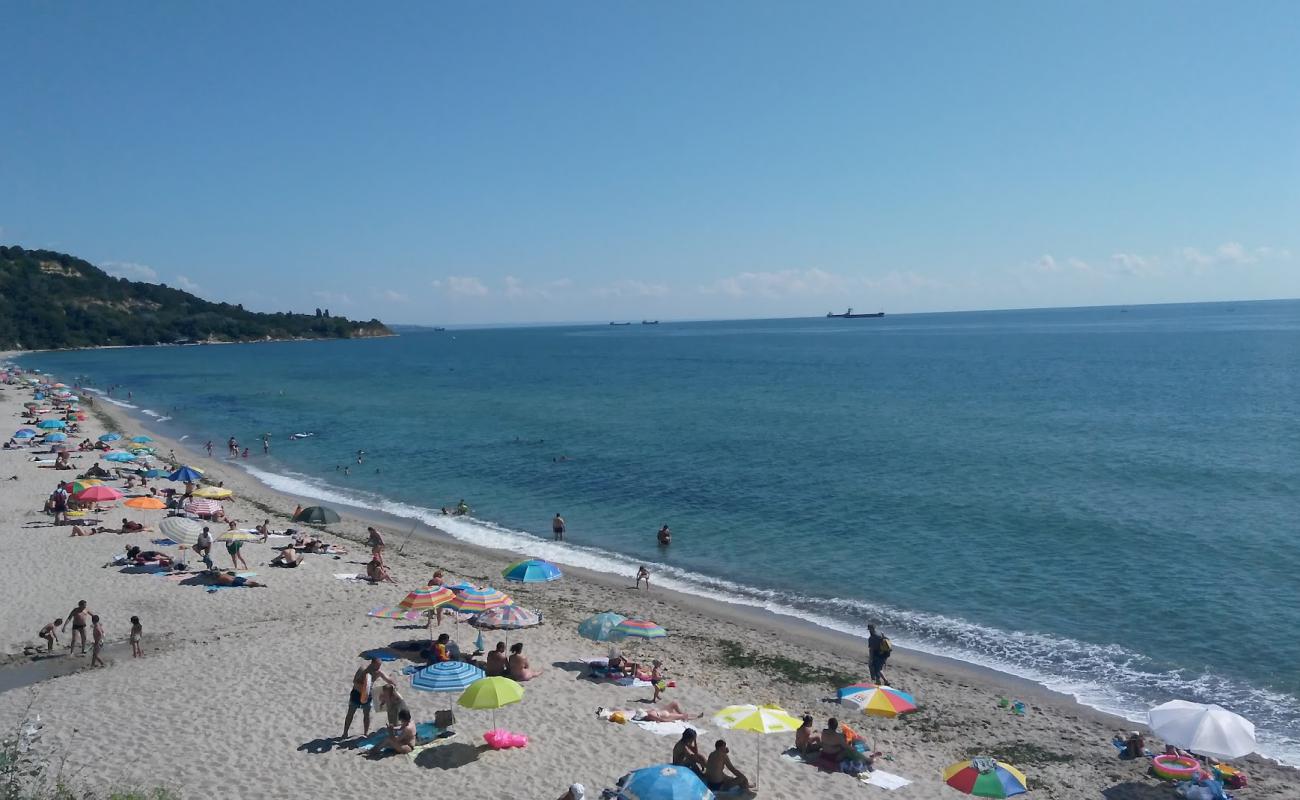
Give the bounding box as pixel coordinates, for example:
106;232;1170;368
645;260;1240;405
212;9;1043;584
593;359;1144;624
293;506;341;524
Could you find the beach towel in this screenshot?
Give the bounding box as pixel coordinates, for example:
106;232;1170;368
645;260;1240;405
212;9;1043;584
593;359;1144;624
334;573;370;583
355;722;449;751
861;770;911;790
632;720;706;737
151;538;178;546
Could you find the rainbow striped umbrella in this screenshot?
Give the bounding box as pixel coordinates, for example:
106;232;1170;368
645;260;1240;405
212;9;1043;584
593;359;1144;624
501;559;563;583
411;661;485;693
446;586;513;614
367;606;422;621
838;684;918;717
471;606;540;630
943;758;1028;798
609;619;668;641
398;585;456;611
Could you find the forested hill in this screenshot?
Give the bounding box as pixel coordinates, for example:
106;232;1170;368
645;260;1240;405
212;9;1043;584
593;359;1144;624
0;246;392;350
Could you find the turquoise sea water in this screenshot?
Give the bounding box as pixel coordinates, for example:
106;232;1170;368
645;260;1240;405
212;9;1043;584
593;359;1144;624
16;300;1300;762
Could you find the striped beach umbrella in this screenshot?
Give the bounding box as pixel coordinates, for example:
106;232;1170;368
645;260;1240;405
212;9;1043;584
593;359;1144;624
609;619;668;641
578;612;627;642
367;606;422;621
501;559;563;583
68;480;102;494
838;684;918;717
446;586;513;614
75;485;124;503
398;585;456;611
159;516;205;546
471;606;540;630
184;498;223;516
713;704;802;788
615;764;714;800
411;661;485;694
943;757;1029;798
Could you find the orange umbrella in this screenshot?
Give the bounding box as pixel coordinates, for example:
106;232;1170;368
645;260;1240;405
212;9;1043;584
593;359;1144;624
124;497;166;510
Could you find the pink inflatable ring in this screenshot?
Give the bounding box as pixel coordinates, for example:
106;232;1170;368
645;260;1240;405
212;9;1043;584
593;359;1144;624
1152;754;1200;781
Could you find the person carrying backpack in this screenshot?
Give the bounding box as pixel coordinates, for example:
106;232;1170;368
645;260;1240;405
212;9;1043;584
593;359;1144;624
867;624;892;685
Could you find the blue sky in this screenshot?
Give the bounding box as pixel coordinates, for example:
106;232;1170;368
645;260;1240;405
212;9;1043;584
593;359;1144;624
2;1;1297;324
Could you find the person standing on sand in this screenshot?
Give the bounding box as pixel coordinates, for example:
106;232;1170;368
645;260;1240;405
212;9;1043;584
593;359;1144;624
129;616;143;658
62;600;92;654
636;565;651;590
867;624;891;685
343;658;395;738
552;513;566;541
227;536;249;571
90;615;105;667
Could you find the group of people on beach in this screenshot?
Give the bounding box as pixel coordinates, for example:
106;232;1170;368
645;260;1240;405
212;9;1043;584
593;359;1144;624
37;601;143;667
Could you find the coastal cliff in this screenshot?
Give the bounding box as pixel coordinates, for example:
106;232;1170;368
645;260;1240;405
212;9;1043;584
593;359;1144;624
0;245;393;350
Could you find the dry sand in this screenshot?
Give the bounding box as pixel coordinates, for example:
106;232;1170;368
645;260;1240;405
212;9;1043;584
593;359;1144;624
0;365;1293;799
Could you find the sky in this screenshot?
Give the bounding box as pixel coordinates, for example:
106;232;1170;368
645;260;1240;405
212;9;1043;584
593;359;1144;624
2;1;1298;325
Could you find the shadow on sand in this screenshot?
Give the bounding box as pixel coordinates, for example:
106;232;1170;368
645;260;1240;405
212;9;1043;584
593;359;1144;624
412;741;484;770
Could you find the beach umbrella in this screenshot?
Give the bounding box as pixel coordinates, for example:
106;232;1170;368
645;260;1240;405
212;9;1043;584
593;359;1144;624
447;586;513;614
615;764;714;800
471;606;540;630
838;684;918;717
610;619;668;641
218;531;257;542
184;498;223;516
943;757;1028;798
124;497;166;510
1147;700;1256;761
411;661;485;694
159;516;204;546
398;585;456;611
168;466;204;483
37;419;65;429
13;429;36;439
43;432;67;442
74;485;124;503
68;479;102;494
192;487;233;499
713;704;801;788
103;451;137;462
98;433;122;442
578;612;627;642
457;676;523;730
143;468;169;479
293;506;341;524
131;435;153;443
367;606;423;621
501;559;563;583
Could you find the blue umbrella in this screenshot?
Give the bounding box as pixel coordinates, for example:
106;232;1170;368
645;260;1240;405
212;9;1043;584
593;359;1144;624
502;559;563;583
131;435;153;443
104;452;137;462
99;433;122;442
13;429;36;439
616;764;714;800
43;432;67;442
37;420;66;429
169;466;204;482
578;611;627;642
411;661;485;694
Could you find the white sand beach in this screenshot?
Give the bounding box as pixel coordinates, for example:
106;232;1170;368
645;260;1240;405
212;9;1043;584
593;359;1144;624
0;366;1293;799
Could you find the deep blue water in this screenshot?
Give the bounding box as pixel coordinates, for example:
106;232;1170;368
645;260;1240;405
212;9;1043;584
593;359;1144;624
15;300;1300;762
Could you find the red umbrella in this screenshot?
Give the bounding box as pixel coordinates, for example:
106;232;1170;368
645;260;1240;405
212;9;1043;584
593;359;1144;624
75;486;124;502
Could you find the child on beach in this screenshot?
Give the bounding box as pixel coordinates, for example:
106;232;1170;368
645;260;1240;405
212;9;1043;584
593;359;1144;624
90;615;105;667
636;565;650;589
38;619;62;652
129;616;142;658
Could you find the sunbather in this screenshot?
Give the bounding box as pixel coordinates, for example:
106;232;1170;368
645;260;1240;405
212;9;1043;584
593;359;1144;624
672;728;707;777
374;709;416;754
795;714;821;755
206;570;265;588
598;701;701;722
508;642;542;681
365;557;395;584
270;547;300;568
705;739;752;792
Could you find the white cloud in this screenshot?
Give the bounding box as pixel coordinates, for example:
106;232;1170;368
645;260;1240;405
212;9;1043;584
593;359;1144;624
102;261;158;282
1179;242;1290;270
700;268;851;298
380;289;408;303
593;279;671;298
311;290;353;306
1110;253;1158;276
173;275;202;294
435;276;489;297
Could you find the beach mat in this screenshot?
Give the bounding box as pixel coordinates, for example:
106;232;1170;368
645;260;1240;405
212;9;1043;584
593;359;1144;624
356;723;449;751
632;720;707;737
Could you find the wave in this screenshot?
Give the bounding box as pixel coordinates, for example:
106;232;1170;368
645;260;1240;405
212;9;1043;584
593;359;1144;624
238;463;1300;766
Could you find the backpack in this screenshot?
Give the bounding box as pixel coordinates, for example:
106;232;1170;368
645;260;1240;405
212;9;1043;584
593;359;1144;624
878;637;892;654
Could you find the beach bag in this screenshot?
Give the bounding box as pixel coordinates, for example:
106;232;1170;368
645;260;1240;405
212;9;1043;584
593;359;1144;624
434;709;456;729
879;637;892;654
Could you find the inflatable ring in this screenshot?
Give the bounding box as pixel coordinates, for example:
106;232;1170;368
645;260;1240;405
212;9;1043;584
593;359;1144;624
1152;754;1200;781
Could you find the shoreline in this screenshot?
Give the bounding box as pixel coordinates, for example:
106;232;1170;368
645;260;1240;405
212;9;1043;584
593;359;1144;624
3;360;1295;799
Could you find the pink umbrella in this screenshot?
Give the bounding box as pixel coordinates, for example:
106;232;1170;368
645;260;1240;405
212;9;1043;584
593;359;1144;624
74;485;124;503
184;498;223;517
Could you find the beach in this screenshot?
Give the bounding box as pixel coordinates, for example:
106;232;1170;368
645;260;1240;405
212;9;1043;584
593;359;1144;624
1;363;1294;799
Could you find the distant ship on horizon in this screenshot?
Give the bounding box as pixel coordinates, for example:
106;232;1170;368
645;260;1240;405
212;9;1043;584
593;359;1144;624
826;307;885;318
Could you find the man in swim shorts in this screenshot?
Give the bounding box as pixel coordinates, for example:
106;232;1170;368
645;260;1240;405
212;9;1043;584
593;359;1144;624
552;513;565;541
344;658;395;738
62;600;92;654
704;739;751;792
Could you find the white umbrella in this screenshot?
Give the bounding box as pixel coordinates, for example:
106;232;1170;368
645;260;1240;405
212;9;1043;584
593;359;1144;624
159;516;205;547
1148;700;1256;761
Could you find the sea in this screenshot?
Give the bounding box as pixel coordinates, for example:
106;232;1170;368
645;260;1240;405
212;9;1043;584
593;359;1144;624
15;300;1300;764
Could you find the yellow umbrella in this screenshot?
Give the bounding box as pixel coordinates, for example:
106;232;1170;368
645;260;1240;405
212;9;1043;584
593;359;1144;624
458;676;524;730
712;704;802;788
193;487;234;499
219;532;258;542
124;497;166;510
